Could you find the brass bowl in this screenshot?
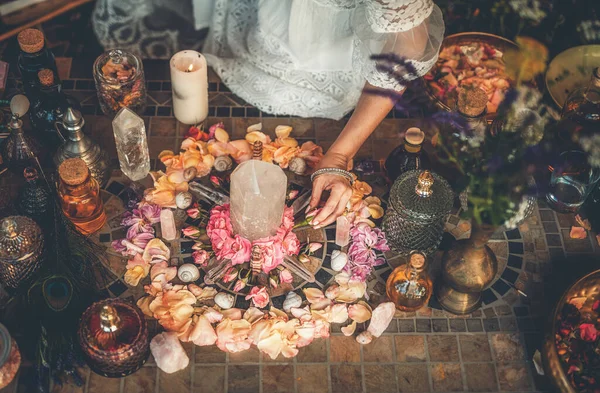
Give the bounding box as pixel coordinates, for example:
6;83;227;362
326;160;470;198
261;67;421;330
541;269;600;393
424;32;518;121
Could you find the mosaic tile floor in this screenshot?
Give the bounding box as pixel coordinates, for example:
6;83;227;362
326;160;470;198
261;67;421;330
1;57;600;393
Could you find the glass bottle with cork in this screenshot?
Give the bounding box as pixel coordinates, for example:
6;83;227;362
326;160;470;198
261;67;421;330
384;127;430;183
17;28;58;98
456;87;488;137
57;158;106;234
30;69;78;148
386;251;432;312
557;67;600;146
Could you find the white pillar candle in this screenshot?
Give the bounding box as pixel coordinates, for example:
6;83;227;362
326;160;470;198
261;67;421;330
170;50;208;125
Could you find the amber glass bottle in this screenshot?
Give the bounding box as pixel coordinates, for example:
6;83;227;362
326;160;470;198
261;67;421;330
386;251;432;312
57;158;106;234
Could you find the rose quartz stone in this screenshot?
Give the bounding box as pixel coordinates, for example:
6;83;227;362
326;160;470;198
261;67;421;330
366;302;395;338
150;332;189;374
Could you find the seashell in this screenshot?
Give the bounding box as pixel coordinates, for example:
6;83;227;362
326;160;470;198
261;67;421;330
178;263;200;282
214;292;235;309
282;291;302;312
213;155;233;172
175;192;193;209
288;157;306;175
356;331;373;345
330;250;348;272
183;167;198;181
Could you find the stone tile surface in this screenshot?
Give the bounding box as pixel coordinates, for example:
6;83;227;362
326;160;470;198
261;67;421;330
296;365;329;393
396;364;431;393
395;335;426;362
427;335;459;362
330;365;363;393
430;363;463;392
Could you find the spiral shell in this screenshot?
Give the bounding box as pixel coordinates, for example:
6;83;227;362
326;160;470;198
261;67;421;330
213;155;233;172
175;192;193;209
283;291;302;312
356;331;373;345
214;292;235;309
178;263;200;282
331;250;348;272
288;157;306;175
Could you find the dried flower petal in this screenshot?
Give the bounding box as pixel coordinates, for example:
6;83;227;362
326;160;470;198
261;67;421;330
303;288;325;304
576;215;592;230
341;321;357;336
570;226;587;239
348;302;372;323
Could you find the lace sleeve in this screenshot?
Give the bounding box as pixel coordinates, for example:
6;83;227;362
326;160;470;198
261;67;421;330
352;0;445;91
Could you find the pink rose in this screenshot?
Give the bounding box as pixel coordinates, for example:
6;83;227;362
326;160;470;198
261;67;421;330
187;204;201;219
210;229;233;257
229;235;252;265
254;237;284;274
182;226;201;238
281;232;300;256
281;206;295;232
245;286;270;308
580;323;598;341
206;204;233;235
279;269;293;284
233;279;246;292
222;267;238;283
192;250;210;266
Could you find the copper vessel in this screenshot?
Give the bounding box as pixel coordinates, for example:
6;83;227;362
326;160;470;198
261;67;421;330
436;222;498;315
541;270;600;393
78;298;149;378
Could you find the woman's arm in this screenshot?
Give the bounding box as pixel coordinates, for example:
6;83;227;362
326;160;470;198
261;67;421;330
309;83;399;228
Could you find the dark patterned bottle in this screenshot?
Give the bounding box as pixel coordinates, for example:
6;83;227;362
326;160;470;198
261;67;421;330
78;299;149;378
1;112;42;175
17;167;51;225
29;69;78;149
17;29;58;98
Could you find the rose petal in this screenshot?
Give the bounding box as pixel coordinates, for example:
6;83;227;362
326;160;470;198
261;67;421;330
348;302;372;323
329;303;349;324
341;321;357;336
275;125;293;138
303;288;325;304
570;226;587;239
367;205;384;219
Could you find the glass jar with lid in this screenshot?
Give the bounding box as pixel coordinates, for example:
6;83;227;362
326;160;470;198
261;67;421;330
386;251;432;312
0;215;45;289
78;299;149;378
93;49;147;116
57;158;106;234
382;170;453;256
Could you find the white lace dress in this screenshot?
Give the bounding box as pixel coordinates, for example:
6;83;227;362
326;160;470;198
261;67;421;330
93;0;444;120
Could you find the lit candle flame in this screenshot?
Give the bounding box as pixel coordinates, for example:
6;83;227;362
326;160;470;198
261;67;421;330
186;64;194;72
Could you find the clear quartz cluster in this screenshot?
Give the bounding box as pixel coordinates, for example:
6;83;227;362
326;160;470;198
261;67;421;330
230;160;287;241
111;107;150;181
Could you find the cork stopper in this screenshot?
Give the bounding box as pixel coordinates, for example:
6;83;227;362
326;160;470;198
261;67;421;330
38;69;54;86
409;252;426;270
17;28;44;54
404;127;425;145
457;88;488;117
58;158;90;186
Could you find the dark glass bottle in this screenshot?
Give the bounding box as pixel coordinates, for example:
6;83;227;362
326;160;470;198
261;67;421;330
17;167;52;226
17;29;58;98
385;127;430;183
30;69;78;149
1;114;42;174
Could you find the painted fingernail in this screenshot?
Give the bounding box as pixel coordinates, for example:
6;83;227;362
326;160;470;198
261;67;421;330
314;225;321;229
306;206;312;213
312;220;320;226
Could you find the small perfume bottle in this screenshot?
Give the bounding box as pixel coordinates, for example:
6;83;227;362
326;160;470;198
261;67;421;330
386;251;432;312
384;127;430;183
57;158;106;234
17;167;52;225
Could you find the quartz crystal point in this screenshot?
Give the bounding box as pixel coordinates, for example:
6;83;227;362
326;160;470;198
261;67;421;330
335;215;351;247
189;182;230;205
282;255;315;283
150;332;189;374
111;107;150;181
230;160;287;241
366;302;395;338
160;209;177;241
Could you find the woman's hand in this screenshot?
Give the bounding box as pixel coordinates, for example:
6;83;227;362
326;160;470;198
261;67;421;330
308;151;353;229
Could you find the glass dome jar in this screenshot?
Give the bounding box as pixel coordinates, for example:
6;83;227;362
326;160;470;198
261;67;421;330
78;299;149;378
0;216;45;289
93;49;147;116
383;170;453;256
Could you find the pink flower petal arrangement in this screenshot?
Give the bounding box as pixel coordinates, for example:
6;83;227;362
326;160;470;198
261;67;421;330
345;222;389;282
206;204;300;272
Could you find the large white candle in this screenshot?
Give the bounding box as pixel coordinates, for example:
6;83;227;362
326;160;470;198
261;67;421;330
170;50;208;125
